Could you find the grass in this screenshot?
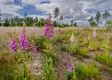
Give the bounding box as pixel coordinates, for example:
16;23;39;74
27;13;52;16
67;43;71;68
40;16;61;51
75;63;100;80
0;52;34;80
96;53;112;67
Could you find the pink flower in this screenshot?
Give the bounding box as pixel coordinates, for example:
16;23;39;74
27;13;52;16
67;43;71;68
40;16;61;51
33;46;37;55
48;23;54;38
10;38;17;52
43;23;54;38
19;29;29;50
67;63;73;72
44;24;49;36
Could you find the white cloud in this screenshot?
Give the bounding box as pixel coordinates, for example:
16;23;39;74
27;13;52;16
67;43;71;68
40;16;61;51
0;0;112;21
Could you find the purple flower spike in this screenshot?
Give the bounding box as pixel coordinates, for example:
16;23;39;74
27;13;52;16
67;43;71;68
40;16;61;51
67;64;73;72
19;30;29;50
44;24;49;36
33;46;37;55
10;38;17;52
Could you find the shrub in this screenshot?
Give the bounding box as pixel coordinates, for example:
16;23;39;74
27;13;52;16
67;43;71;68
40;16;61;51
101;39;111;52
0;53;34;80
66;71;76;80
106;20;112;28
60;44;68;52
41;57;57;80
67;43;80;55
88;40;100;51
75;63;100;80
96;53;112;67
79;48;89;57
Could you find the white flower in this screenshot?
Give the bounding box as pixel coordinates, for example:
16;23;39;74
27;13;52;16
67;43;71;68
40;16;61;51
70;33;74;44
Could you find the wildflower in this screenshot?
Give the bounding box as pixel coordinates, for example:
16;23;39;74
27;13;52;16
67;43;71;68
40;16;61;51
33;46;37;55
19;28;29;50
44;23;49;36
93;28;96;38
70;33;74;44
48;23;54;38
67;63;73;72
67;54;74;72
10;37;17;52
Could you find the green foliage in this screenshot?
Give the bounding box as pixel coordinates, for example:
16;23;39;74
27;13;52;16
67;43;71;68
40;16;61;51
88;16;97;27
102;11;110;20
75;63;100;80
95;11;101;26
42;40;56;65
106;20;112;28
96;53;112;67
67;71;76;80
79;48;89;57
29;36;48;50
101;39;111;52
60;44;68;52
41;57;57;80
0;53;34;80
67;43;80;55
88;40;101;51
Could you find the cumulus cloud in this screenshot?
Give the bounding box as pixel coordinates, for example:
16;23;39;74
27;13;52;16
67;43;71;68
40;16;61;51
0;0;112;23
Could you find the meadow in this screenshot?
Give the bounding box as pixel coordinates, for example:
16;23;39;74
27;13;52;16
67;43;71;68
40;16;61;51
0;27;112;80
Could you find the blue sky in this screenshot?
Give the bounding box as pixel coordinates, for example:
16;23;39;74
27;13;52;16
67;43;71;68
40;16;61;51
0;0;112;25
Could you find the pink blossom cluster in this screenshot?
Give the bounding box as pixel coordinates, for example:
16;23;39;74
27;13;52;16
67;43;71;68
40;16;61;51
10;28;37;54
44;23;54;38
10;37;17;52
19;31;29;50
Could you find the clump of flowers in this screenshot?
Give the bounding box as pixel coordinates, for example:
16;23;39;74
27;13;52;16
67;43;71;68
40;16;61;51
43;15;54;38
10;36;17;52
48;23;54;38
19;28;29;50
44;23;49;37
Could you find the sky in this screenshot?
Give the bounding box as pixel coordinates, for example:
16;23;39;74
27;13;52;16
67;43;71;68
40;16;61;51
0;0;112;26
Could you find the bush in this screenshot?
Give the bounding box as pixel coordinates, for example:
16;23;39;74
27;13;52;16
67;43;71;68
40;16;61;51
75;63;100;80
0;53;34;80
106;20;112;28
67;43;80;55
66;71;76;80
41;57;57;80
96;53;112;67
79;48;89;57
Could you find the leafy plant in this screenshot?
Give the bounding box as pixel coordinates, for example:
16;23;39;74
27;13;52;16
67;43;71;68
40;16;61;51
75;63;100;80
96;52;112;67
0;53;34;80
41;57;57;80
67;43;80;55
79;48;89;57
67;71;76;80
101;39;111;52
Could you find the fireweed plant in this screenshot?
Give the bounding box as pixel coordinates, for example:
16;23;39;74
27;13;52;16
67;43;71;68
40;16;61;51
10;28;37;54
66;54;76;80
19;28;29;50
10;36;17;52
43;16;54;38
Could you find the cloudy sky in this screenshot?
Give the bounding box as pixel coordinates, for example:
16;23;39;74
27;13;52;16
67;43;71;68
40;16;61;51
0;0;112;25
